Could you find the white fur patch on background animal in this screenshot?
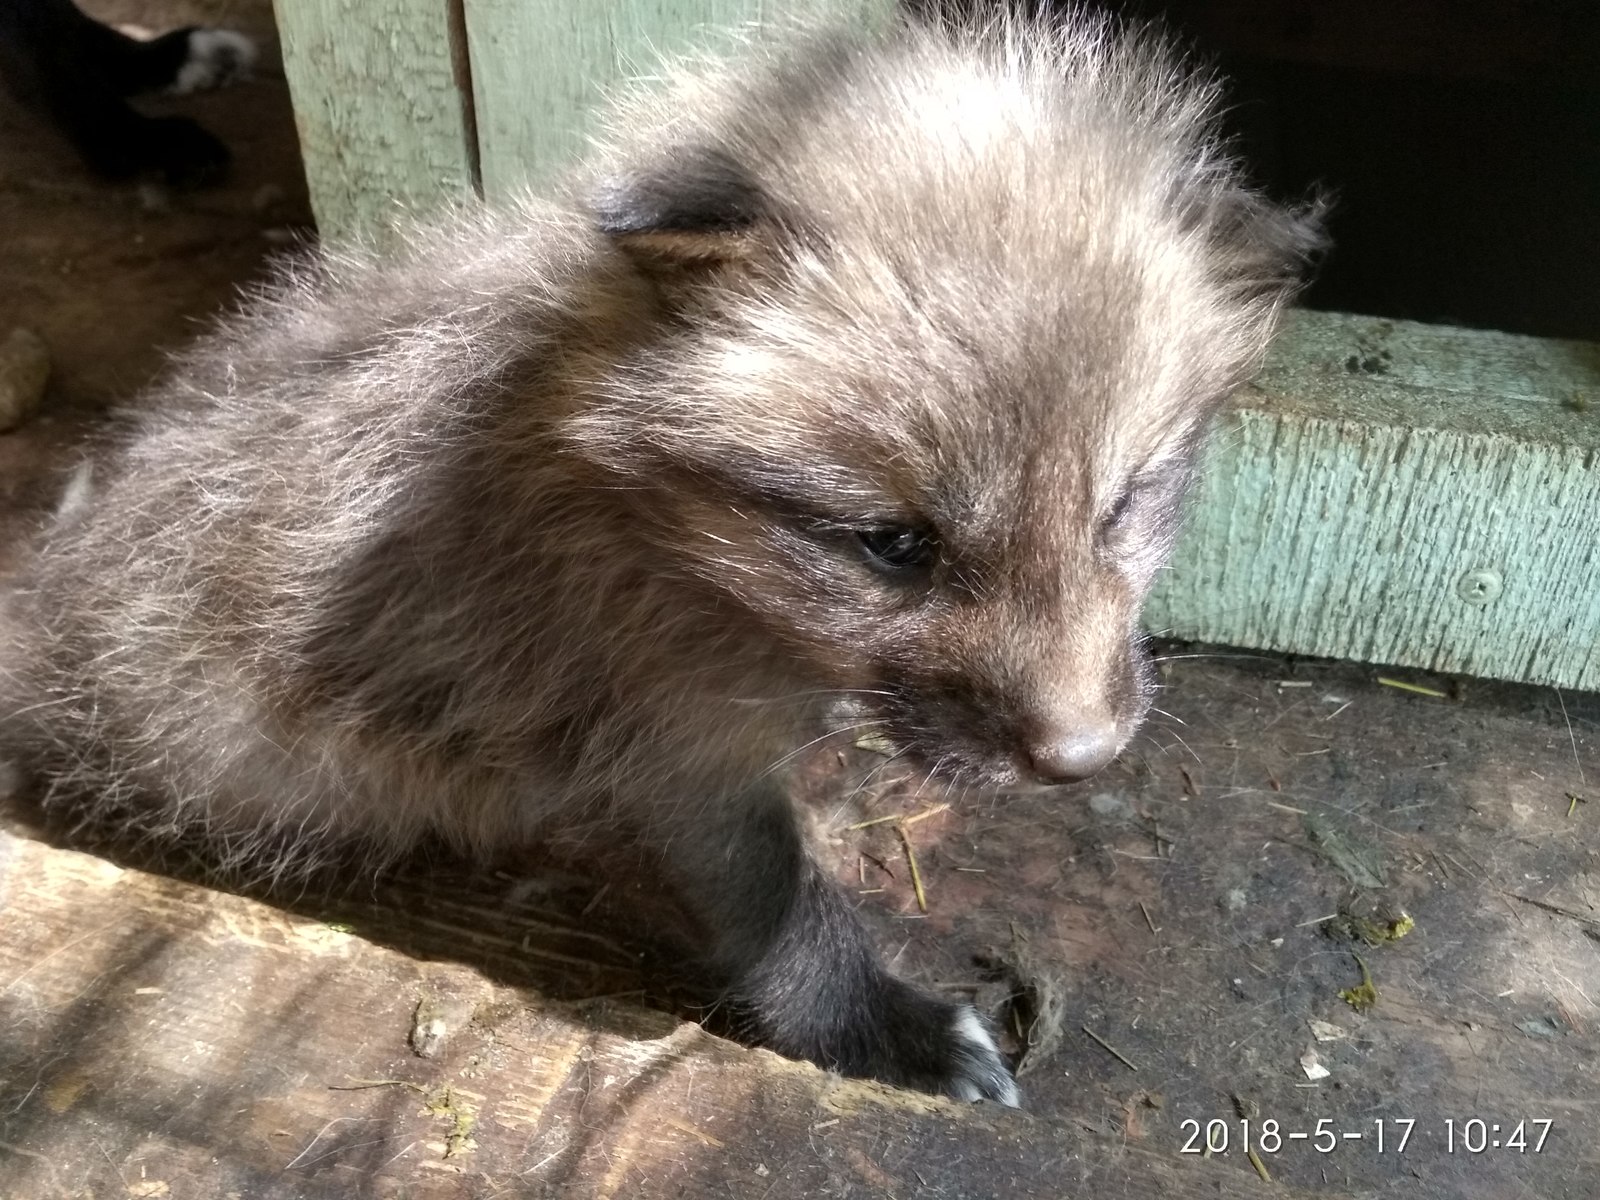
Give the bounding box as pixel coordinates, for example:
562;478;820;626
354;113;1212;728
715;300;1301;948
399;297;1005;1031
170;29;257;95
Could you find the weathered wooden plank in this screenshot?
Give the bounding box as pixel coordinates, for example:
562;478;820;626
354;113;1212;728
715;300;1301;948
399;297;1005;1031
1148;311;1600;689
3;651;1595;1197
0;826;1339;1199
273;0;477;242
463;0;894;203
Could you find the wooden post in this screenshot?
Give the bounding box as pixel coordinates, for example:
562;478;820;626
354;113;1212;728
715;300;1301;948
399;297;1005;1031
274;1;894;236
463;1;894;203
273;0;479;242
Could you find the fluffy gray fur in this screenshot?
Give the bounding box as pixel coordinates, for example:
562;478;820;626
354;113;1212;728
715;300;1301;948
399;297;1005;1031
0;11;1320;1103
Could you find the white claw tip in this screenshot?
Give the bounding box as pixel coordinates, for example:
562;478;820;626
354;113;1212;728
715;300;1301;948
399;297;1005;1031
951;1006;1022;1107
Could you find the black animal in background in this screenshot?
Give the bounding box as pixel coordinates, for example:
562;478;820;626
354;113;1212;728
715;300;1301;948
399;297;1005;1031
0;0;255;185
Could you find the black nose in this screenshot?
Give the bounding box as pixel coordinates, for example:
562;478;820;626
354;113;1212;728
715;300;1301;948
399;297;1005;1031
1026;720;1119;783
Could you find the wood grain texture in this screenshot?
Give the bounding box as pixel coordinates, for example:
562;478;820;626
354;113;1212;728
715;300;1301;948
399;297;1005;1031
1148;311;1600;689
463;0;894;203
274;0;477;243
0;827;1340;1200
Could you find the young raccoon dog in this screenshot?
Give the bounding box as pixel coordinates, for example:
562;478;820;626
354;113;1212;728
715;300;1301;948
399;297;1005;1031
0;13;1320;1104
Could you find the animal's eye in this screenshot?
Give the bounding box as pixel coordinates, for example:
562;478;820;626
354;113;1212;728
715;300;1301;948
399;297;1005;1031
1099;487;1136;535
856;526;937;573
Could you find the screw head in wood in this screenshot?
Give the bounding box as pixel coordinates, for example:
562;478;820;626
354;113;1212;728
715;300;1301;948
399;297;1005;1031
1456;567;1502;606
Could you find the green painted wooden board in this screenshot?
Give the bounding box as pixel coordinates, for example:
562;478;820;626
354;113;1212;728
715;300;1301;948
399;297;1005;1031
466;0;763;204
276;1;892;237
273;0;478;241
1146;311;1600;690
465;0;894;202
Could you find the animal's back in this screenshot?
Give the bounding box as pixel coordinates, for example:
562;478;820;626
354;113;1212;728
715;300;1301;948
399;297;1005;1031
2;210;598;853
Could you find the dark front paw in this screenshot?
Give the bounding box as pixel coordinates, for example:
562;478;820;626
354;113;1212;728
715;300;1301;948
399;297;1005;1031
856;987;1020;1106
941;1005;1022;1106
754;974;1021;1106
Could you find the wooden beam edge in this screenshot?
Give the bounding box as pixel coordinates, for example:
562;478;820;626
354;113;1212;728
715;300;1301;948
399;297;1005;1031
1150;311;1599;690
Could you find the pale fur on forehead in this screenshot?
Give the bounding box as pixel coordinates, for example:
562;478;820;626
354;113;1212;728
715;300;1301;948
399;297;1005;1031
582;10;1318;462
584;7;1306;290
569;8;1318;540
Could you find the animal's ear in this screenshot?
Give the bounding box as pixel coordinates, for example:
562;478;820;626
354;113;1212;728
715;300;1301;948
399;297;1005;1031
591;145;773;273
1209;190;1332;304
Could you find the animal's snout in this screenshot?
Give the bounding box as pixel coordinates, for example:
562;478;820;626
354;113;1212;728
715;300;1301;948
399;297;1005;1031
1023;712;1119;783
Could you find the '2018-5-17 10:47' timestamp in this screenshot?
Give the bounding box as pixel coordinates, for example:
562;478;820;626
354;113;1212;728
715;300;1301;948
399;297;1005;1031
1179;1118;1555;1156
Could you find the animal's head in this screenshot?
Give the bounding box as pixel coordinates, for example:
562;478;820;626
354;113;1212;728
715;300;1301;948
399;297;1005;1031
570;17;1323;788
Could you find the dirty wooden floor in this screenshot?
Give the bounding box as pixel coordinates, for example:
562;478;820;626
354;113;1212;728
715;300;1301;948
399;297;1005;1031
1;5;1596;1198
